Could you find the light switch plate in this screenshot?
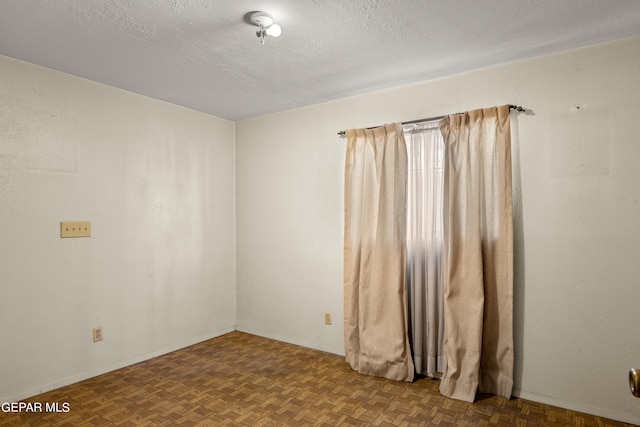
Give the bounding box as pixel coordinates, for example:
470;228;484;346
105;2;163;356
60;221;91;238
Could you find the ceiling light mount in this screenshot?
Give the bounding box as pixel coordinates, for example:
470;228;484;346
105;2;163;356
250;12;281;45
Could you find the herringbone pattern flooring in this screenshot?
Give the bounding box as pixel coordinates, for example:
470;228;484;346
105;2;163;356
1;332;634;426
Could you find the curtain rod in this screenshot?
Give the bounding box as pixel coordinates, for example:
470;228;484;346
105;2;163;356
336;104;526;136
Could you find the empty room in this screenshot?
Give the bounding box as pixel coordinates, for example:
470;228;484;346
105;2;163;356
1;1;640;425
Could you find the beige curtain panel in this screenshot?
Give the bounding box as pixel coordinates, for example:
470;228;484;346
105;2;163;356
343;123;415;382
438;105;514;401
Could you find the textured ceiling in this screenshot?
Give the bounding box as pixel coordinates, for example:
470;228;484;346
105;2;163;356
1;0;640;121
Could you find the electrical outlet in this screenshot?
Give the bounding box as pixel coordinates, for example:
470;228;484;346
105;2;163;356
92;327;103;342
324;312;332;325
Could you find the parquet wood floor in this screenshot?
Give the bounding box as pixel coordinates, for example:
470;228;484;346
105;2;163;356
1;332;634;426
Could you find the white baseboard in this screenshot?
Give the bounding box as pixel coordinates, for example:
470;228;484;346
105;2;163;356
235;326;345;357
2;327;235;403
513;389;640;425
8;328;637;426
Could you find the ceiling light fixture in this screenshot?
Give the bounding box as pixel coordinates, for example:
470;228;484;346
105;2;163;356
250;12;281;45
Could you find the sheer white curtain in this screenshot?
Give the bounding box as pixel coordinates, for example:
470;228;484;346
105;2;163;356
404;121;446;377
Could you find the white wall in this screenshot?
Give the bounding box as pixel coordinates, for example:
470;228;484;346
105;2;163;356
0;55;236;401
236;36;640;424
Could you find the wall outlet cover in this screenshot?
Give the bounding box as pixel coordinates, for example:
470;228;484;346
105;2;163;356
324;312;332;325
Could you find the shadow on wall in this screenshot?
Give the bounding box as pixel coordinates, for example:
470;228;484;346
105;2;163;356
511;112;527;390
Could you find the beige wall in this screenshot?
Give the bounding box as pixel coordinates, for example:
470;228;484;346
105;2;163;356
236;36;640;424
0;55;236;401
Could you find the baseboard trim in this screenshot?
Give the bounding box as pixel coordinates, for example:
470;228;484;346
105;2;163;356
2;327;235;403
235;327;345;357
512;389;640;425
7;329;638;425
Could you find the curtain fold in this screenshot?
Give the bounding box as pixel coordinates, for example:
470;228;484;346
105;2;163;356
344;123;415;382
438;105;514;401
404;121;446;377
